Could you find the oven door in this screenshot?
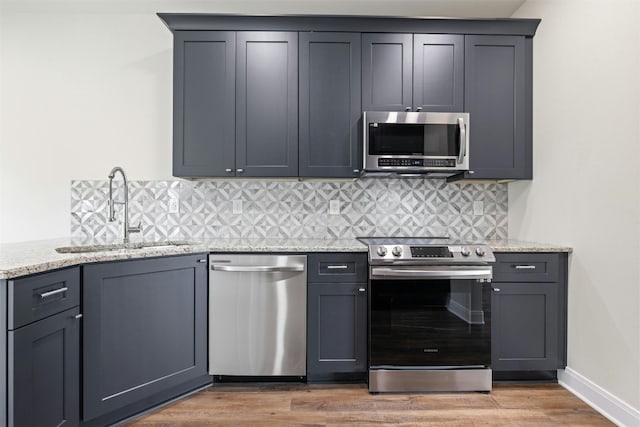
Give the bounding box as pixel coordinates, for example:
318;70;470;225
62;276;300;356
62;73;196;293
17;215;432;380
369;265;491;370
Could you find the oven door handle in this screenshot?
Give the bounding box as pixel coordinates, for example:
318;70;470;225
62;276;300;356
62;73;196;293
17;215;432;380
370;265;492;280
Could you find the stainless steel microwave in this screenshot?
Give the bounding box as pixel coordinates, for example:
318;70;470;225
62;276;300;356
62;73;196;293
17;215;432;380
363;111;469;176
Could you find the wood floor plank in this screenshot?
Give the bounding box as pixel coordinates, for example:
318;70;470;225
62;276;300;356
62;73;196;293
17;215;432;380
125;383;614;427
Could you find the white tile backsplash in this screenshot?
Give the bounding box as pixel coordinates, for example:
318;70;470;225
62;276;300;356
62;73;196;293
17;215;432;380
70;178;508;243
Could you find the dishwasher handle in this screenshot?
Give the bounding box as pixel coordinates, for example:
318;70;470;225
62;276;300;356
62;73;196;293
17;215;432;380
211;264;305;273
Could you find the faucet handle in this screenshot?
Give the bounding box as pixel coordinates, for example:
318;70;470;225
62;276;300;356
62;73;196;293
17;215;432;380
128;222;143;234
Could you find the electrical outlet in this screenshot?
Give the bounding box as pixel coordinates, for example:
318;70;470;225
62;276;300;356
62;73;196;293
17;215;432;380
233;199;243;214
168;197;179;214
329;199;340;215
473;200;484;216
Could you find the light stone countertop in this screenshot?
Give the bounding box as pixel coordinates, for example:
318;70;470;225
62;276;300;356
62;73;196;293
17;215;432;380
0;238;210;280
0;237;571;280
203;238;368;253
478;239;573;254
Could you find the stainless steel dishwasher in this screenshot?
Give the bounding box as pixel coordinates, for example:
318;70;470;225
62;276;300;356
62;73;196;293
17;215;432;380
208;254;307;378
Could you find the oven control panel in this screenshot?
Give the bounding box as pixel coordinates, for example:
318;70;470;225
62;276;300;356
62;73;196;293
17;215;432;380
369;244;495;263
410;246;453;258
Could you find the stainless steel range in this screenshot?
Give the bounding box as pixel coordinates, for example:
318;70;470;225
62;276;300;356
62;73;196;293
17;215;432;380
358;237;495;393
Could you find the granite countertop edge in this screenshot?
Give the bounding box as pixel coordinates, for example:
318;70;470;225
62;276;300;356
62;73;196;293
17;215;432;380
0;237;572;280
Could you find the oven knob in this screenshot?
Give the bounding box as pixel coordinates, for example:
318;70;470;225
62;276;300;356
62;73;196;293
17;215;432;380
376;246;388;257
475;247;486;257
460;247;470;257
392;246;403;257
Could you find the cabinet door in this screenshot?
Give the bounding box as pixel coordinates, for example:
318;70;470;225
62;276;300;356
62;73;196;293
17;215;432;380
413;34;464;112
491;282;559;371
362;33;412;112
82;254;208;422
463;35;529;179
307;282;367;382
236;32;298;177
299;32;362;178
173;31;236;177
9;307;80;427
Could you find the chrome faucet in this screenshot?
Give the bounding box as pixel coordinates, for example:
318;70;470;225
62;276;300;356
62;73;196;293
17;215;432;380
107;166;142;244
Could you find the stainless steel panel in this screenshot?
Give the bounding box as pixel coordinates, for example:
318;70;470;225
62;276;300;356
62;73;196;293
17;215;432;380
365;111;468;125
363;111;470;173
368;244;495;264
208;254;307;376
370;265;493;281
369;368;492;393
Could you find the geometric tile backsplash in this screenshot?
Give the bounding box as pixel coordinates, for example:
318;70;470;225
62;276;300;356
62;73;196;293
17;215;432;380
70;178;507;243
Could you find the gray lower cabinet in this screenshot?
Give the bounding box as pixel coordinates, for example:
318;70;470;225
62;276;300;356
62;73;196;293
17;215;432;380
82;254;209;425
307;253;368;382
9;308;80;427
299;32;362;178
5;266;81;427
460;35;531;180
362;33;464;112
491;253;568;372
172;31;298;178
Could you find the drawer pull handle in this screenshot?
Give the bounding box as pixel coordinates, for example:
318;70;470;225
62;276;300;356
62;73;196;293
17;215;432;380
197;259;207;263
358;288;366;293
514;265;536;270
73;314;83;320
327;265;348;270
493;288;501;292
39;287;68;299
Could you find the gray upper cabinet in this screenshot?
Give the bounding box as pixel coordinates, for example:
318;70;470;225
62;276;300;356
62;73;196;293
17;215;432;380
236;32;298;177
173;31;298;178
462;35;530;180
413;34;464;112
362;33;412;111
173;31;236;178
162;15;539;180
362;33;463;112
299;32;362;178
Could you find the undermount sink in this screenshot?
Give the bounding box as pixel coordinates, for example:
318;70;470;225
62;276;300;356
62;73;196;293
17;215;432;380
55;240;192;254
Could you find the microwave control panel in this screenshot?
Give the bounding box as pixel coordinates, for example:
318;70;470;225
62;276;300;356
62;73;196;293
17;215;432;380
378;158;457;167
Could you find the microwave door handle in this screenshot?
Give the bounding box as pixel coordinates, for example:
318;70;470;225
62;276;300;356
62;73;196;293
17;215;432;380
457;117;466;164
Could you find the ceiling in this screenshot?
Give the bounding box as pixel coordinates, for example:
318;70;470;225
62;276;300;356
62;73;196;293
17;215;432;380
3;0;527;18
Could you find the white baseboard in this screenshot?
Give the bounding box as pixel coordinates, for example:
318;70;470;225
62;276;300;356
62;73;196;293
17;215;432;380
558;367;640;427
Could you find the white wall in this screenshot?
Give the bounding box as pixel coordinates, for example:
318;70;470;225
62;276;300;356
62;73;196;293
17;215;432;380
0;0;524;243
0;10;175;243
511;0;640;411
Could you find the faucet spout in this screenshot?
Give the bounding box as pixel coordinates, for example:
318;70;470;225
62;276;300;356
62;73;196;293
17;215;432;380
107;166;141;244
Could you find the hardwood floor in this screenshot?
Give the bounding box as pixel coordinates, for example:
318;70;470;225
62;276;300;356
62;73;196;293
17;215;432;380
125;383;614;426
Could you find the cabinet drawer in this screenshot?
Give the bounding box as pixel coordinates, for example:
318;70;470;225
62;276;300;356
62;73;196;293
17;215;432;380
493;253;559;283
307;253;367;283
8;267;80;330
